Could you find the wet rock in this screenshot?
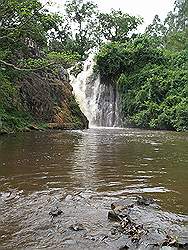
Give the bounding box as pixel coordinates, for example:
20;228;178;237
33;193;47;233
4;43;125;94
64;194;73;201
111;228;118;235
108;210;122;221
108;198;188;249
108;202;134;221
159;234;188;249
136;196;154;206
0;191;19;201
119;245;129;250
49;206;62;217
120;218;147;243
178;233;188;249
69;223;85;231
109;201;148;244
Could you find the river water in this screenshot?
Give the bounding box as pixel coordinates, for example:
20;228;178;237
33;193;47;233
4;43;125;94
0;128;188;249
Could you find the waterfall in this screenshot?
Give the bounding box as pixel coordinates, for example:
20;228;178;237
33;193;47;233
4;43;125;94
70;54;122;127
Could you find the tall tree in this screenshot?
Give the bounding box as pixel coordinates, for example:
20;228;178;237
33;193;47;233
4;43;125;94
146;0;188;51
145;15;167;40
98;9;143;42
49;0;143;58
165;0;188;50
64;0;99;58
0;0;60;69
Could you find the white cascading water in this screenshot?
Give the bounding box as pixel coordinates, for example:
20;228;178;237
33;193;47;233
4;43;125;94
70;54;122;127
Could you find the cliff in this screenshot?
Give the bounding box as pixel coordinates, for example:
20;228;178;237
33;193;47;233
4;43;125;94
0;70;88;134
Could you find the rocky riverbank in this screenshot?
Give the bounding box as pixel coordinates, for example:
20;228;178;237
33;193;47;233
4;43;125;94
1;190;187;249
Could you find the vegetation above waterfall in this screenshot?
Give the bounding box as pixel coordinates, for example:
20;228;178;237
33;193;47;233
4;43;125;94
96;0;188;131
49;0;143;58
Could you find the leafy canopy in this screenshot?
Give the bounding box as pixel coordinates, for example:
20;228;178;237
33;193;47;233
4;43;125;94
98;9;143;42
96;35;188;131
48;0;143;58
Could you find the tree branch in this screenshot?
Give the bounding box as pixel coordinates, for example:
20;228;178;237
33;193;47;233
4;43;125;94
0;34;15;41
0;2;49;41
0;59;55;71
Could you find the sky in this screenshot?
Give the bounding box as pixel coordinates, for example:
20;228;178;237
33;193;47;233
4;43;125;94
94;0;175;27
44;0;175;30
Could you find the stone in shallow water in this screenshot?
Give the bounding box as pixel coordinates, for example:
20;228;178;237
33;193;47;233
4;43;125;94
69;223;85;231
49;206;62;217
136;196;155;206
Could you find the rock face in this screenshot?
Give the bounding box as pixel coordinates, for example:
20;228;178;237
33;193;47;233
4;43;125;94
19;71;88;129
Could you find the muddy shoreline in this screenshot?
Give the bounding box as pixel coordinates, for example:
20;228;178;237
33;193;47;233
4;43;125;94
0;190;187;249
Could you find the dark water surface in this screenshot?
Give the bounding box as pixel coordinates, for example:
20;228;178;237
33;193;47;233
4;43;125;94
0;128;188;248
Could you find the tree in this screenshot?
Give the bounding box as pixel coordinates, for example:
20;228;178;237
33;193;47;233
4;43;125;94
64;0;100;58
0;0;60;70
48;18;74;53
0;0;81;133
173;0;188;30
165;0;188;50
145;0;188;51
145;15;167;42
98;9;143;42
49;0;143;58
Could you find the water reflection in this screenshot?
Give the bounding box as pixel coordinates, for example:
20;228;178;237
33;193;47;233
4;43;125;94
0;128;188;214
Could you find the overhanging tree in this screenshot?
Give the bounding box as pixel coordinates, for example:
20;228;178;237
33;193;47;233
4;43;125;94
0;0;61;70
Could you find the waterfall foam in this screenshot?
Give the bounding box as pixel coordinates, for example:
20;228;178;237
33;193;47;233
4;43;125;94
70;54;122;128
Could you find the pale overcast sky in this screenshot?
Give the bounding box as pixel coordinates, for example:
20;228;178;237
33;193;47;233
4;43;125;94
44;0;175;30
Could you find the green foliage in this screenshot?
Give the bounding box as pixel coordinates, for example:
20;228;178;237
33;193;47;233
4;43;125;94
14;51;80;71
0;0;67;133
70;62;84;77
47;51;80;68
0;72;18;109
63;0;99;58
48;0;142;58
0;71;31;132
96;35;188;131
96;0;188;132
0;0;60;58
146;15;167;37
98;9;143;42
1;0;187;133
146;0;188;51
0;0;66;76
96;36;166;79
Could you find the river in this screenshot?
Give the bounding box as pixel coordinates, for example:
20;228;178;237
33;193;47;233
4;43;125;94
0;128;188;249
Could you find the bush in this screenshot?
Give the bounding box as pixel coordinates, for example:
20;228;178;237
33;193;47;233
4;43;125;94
96;36;188;131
